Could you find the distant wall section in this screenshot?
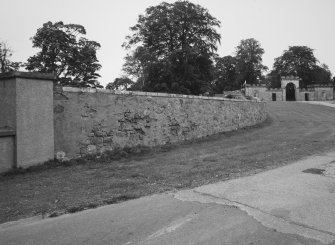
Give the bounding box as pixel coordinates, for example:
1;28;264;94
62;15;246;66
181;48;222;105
245;76;334;101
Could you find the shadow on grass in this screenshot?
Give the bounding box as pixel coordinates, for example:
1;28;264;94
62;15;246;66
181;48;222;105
48;194;140;218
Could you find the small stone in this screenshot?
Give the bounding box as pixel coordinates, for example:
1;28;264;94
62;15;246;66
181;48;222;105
115;131;127;137
95;131;107;137
54;105;64;113
143;109;150;116
87;145;97;154
55;151;66;162
91;137;103;144
103;137;113;143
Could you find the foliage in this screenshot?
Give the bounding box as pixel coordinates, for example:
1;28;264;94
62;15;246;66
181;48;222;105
106;77;134;90
263;70;281;88
26;21;102;88
234;38;268;87
0;42;22;73
122;1;221;95
311;63;332;85
271;46;332;87
213;56;238;92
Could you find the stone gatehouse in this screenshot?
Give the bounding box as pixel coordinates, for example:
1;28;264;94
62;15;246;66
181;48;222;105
245;76;334;101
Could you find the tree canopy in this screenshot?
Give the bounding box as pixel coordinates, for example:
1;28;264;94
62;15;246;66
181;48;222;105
271;46;332;87
212;38;267;92
106;77;134;90
26;21;102;88
234;38;268;86
212;56;238;92
0;42;22;73
122;1;221;95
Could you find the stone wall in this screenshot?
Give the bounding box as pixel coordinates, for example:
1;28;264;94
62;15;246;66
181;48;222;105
54;87;267;158
313;86;333;101
245;83;334;102
297;90;315;101
245;85;283;101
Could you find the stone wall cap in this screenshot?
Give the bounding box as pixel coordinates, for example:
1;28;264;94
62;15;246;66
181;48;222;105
281;75;300;80
60;86;266;103
0;71;56;81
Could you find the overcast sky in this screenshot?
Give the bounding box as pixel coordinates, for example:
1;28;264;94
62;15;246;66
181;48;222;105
1;0;335;86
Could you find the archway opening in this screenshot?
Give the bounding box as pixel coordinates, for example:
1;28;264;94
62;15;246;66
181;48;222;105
286;83;296;101
305;93;309;101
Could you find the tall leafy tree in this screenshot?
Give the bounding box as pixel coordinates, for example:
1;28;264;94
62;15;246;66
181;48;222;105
271;46;331;87
213;56;238;92
264;70;281;88
26;21;102;88
235;38;268;87
311;64;332;85
123;1;221;95
0;42;22;73
272;46;316;87
123;46;153;90
106;77;134;90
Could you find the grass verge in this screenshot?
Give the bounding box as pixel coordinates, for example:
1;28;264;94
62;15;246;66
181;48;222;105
0;121;271;224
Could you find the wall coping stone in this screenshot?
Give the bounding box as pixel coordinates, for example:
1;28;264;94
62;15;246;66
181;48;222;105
0;71;56;81
281;76;300;80
307;84;334;88
268;88;283;91
246;84;267;87
61;86;265;103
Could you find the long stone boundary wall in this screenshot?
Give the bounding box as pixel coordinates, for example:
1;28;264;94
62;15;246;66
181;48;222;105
54;87;267;158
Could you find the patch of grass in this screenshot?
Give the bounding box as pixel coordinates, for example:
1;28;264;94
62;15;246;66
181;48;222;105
103;194;140;205
86;203;99;209
48;212;60;218
0;145;152;177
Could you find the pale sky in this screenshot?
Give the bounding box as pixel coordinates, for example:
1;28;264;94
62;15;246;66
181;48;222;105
1;0;335;86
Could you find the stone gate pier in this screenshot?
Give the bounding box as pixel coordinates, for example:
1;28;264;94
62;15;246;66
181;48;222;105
0;72;55;171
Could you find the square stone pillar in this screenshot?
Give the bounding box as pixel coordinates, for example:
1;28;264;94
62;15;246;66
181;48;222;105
0;72;55;168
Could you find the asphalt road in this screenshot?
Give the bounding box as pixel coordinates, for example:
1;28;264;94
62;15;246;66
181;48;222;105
2;102;335;245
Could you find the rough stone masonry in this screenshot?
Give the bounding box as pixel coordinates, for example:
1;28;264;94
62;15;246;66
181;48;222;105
54;87;267;158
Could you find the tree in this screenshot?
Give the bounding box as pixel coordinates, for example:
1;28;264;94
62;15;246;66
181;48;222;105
213;56;238;92
26;21;102;88
272;46;331;87
311;64;332;85
265;70;281;88
122;46;153;90
0;42;22;73
122;1;221;95
235;38;268;87
106;77;134;90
